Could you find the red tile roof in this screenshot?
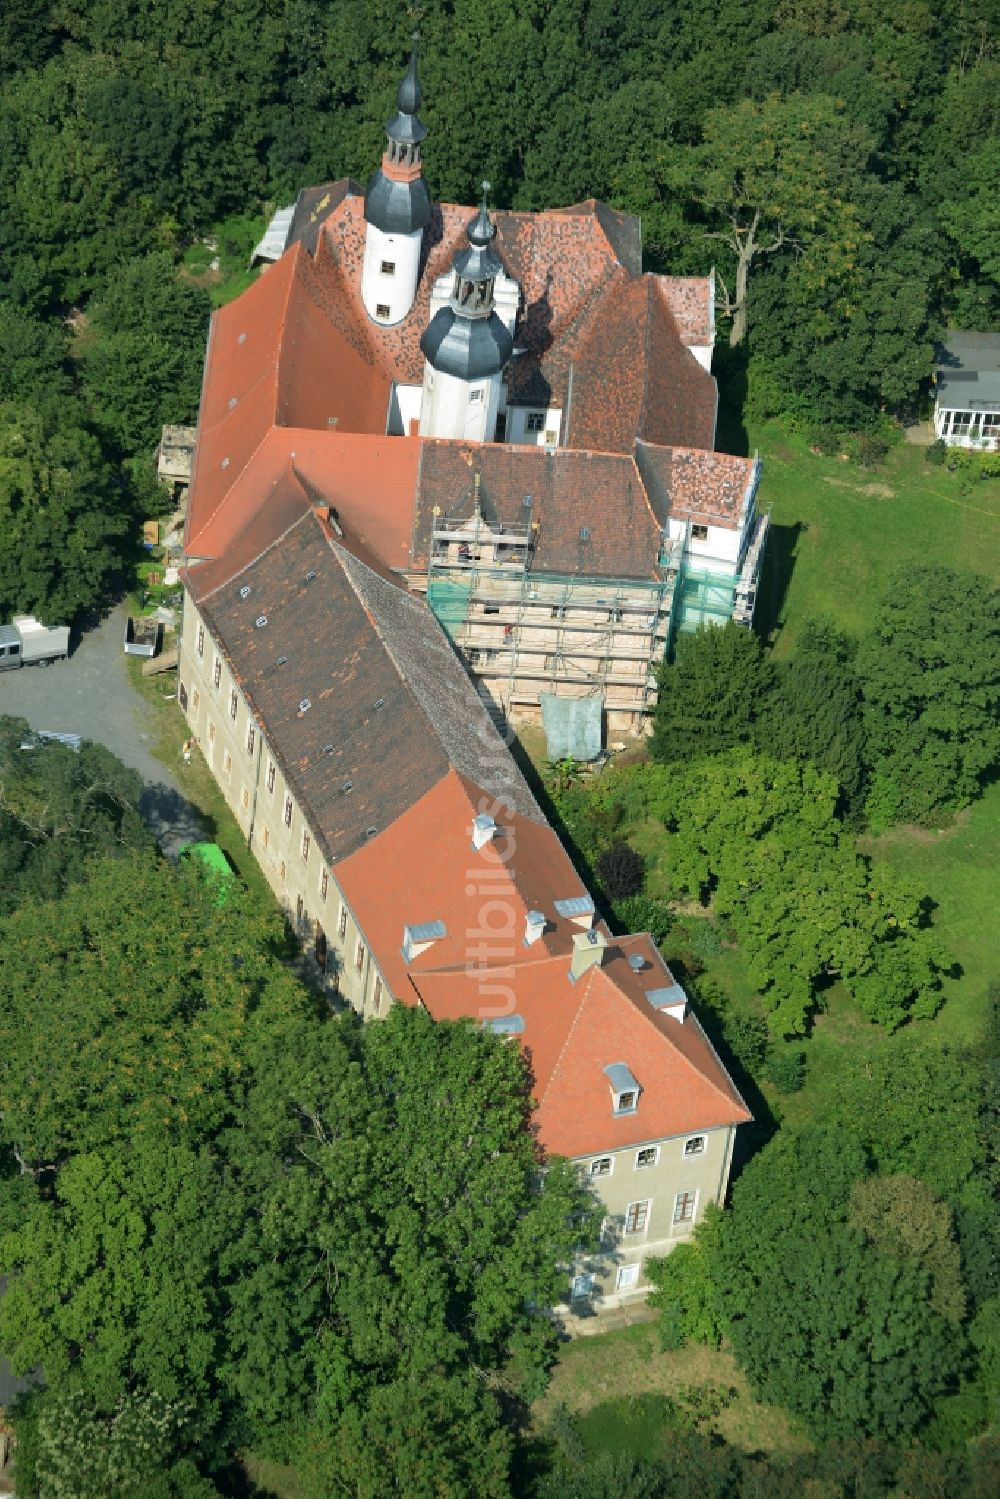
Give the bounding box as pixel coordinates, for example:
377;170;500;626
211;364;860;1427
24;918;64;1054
411;934;750;1158
635;443;758;530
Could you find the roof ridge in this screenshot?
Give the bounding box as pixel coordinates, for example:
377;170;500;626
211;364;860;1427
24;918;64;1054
537;964;594;1112
197;467;313;600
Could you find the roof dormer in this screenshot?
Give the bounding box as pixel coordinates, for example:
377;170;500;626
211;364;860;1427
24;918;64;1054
604;1062;641;1115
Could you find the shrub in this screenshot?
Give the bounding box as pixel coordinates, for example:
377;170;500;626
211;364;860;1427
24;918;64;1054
611;892;672;945
765;1045;807;1093
807;423;843;456
856;432;890;468
724;1011;770;1074
925;438;948;466
595;840;645;900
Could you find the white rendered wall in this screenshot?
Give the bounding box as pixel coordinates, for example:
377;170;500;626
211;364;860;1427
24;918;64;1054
419;364;501;441
386;382;423;436
506;405;563;446
668;515;740;574
427;268;520;335
362;222;422;325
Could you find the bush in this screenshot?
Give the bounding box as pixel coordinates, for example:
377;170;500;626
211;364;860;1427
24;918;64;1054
856;431;890;468
765;1045;807;1093
807;422;843;456
724;1011;770;1074
925;438;948;466
595;840;645;900
611;892;672;945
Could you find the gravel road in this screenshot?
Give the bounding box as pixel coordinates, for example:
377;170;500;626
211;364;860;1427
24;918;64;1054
0;605;204;857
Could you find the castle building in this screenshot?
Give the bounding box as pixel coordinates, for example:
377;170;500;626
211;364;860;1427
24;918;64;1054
180;44;751;1313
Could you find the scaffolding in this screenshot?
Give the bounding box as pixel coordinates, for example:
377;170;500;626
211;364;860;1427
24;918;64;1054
426;506;685;725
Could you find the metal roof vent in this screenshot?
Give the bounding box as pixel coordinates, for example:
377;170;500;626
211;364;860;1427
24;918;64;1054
299;698;311;713
305;570;317;582
365;825;377;838
221;457;230;469
579;526;590;541
239;585;251;599
276;655;287;666
341;780;352;794
374;697;386;710
255;615;267;628
323;743;334;755
628;954;646;973
238;332;247;344
402;919;447;962
472;813;497;850
483;1014;525;1036
228;396;238;410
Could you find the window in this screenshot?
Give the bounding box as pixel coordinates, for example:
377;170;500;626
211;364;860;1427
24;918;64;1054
338;905;348;938
376;302;390;319
197;624;205;658
192;687;200;711
230;689;238;720
590;1156;613;1177
982;412;1000;440
301;831;310;863
283;795;293;827
262;827;270;850
525;411;545;432
380;260;395;275
673;1191;697;1225
179;683;188;711
320;868;328;902
223;749;232;776
315;926;327;971
266;760;275;794
470;388;483;403
241;786;250;811
684;1136;706;1158
483;603;500;615
950;410;973;436
213;657;222;688
616;1090;637;1114
616;1263;641;1292
246;724;255;755
296;894;304;922
208;721;216;745
571;1273;595;1301
355;939;366;972
691;524;709;541
635;1147;659;1170
373;976;383;1013
477;648;498;666
279;859;286;883
625;1200;650;1234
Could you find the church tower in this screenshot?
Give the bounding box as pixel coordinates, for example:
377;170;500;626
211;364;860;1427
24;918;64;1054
418;184;514;442
362;36;432;325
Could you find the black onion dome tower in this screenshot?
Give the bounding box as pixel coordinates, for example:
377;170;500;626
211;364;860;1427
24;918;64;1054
364;34;432;237
419;182;514;379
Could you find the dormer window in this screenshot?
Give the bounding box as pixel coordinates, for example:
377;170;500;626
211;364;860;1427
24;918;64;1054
604;1063;641;1115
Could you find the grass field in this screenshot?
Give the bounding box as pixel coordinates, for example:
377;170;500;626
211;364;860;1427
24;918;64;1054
753;423;1000;652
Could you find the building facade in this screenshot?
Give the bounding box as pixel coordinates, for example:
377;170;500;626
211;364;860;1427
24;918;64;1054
933;332;1000;452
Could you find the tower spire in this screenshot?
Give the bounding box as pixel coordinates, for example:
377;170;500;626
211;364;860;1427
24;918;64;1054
361;35;432;325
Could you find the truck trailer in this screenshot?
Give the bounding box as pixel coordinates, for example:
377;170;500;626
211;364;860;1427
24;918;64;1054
0;616;70;670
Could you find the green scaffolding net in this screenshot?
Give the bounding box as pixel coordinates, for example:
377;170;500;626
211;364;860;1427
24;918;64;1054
427;576;473;641
675;568;736;633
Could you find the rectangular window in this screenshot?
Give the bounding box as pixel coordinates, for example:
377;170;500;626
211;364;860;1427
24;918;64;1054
223;749;232;776
982;412;1000;440
179;682;188;711
616;1263;641;1292
262;827;270;850
950;411;973;435
241;786;250;811
266;760;275;794
301;831;310;863
283;795;293;827
213;657;222;688
320;868;328;902
590;1156;613;1177
525;411;545;433
380;260;395;275
208;720;216;745
376;303;390;319
673;1191;697;1225
373;976;383;1013
246;724;255;755
691;524;709;541
230;688;238;720
197;624;205;658
192;687;200;711
338;904;348;938
279;859;286;884
625;1200;650;1234
615;1089;638;1115
635;1147;658;1170
571;1273;595;1301
355;939;366;972
684;1136;706;1158
470;388;483;403
296;894;304;922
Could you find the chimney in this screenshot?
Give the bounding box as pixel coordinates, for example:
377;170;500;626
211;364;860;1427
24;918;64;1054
569;928;607;982
472;813;497;850
524;909;546;946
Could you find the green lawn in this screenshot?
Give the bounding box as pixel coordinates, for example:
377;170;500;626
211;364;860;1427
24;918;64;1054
753;423;1000;653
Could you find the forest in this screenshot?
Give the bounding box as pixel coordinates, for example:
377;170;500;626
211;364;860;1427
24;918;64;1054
0;0;997;626
0;3;998;1496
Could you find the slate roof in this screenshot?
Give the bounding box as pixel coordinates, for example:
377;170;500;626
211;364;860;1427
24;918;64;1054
936;331;1000;410
190;507;540;866
413;441;666;577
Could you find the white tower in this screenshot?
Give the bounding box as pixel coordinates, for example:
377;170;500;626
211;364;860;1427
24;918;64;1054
362;37;431;326
419;184;514;442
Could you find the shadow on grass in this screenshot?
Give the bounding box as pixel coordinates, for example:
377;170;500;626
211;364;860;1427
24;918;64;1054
755;520;803;646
